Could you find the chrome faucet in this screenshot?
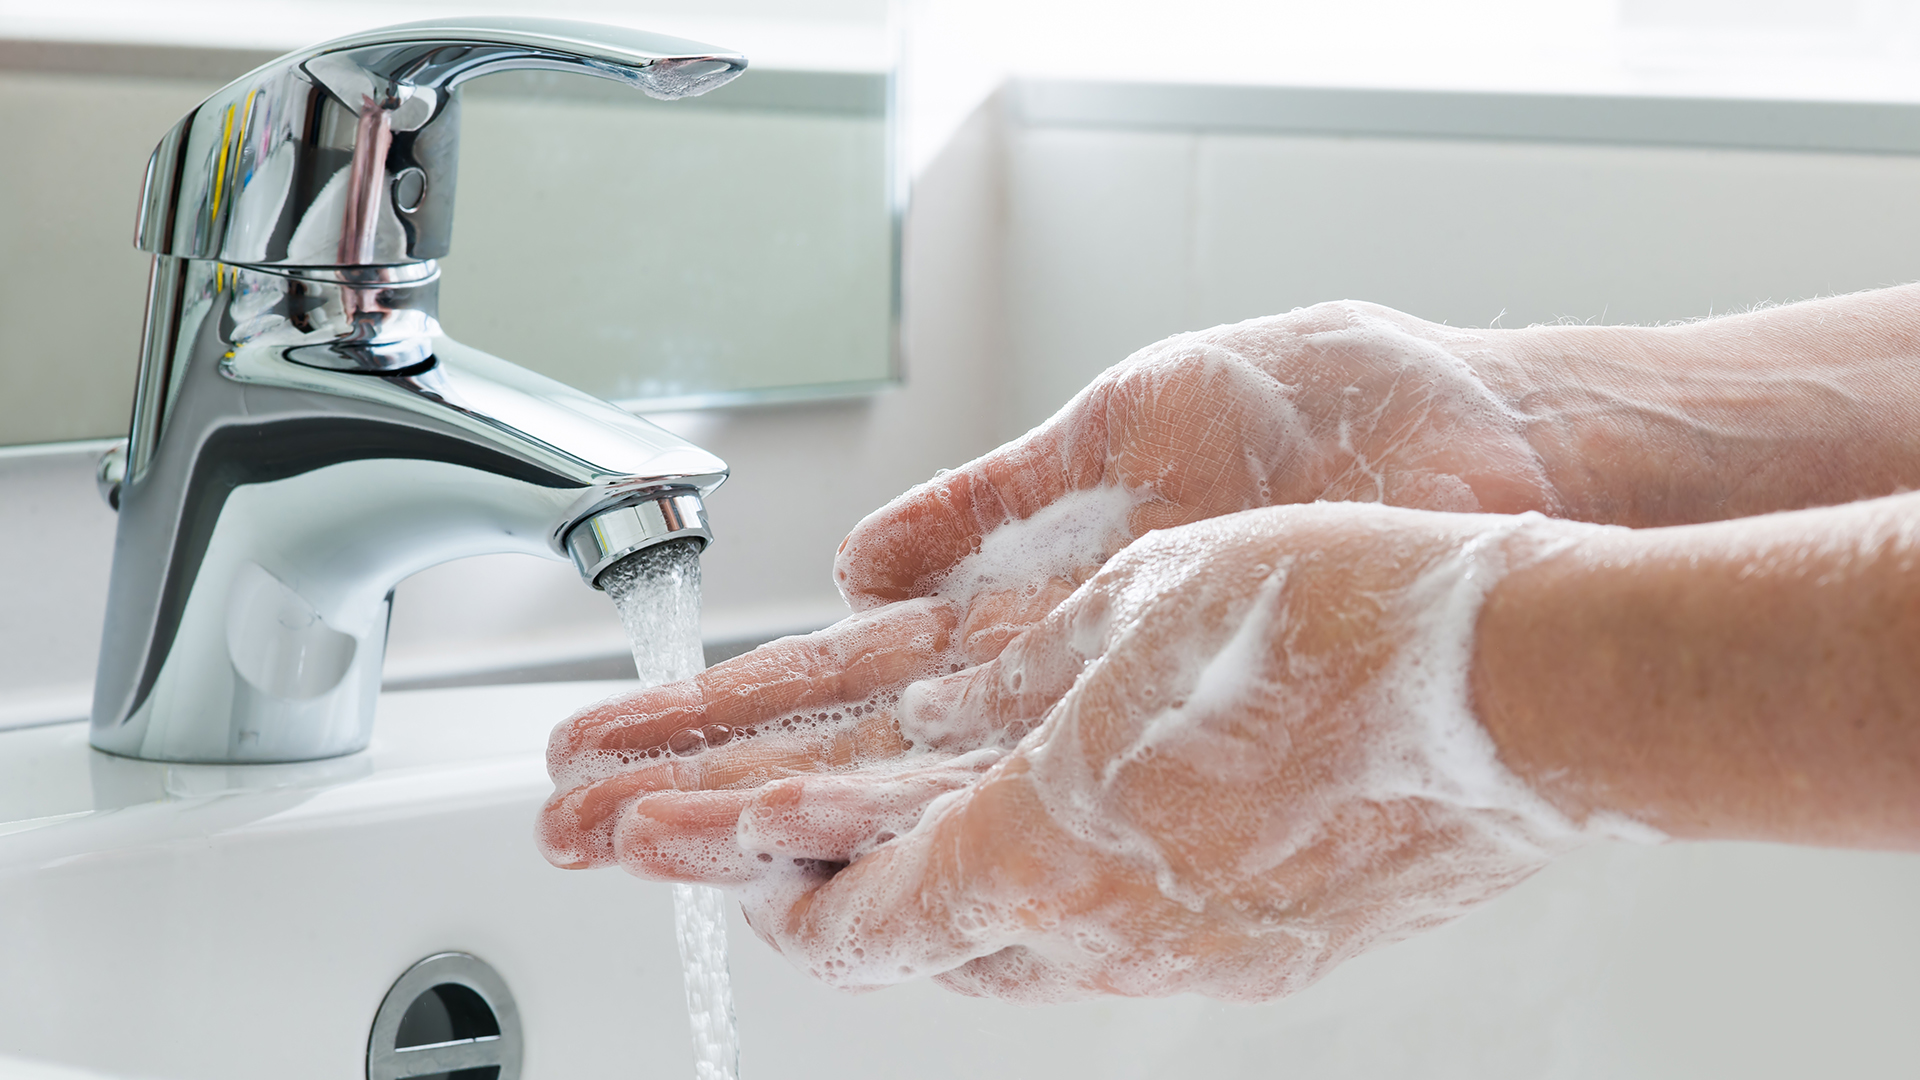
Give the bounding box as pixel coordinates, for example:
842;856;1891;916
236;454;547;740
90;18;744;764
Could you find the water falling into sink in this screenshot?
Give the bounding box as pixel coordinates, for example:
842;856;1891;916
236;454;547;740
601;540;739;1080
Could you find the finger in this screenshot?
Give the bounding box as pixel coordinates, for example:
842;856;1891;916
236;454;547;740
551;577;1095;874
834;389;1113;609
835;344;1290;612
957;577;1078;664
548;598;958;784
612;789;762;883
933;946;1097;1002
760;764;1073;991
897;589;1101;751
546;566;1096;873
538;715;910;869
735;752;1003;865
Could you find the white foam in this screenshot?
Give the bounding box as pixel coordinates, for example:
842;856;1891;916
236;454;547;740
1365;514;1597;852
929;483;1139;602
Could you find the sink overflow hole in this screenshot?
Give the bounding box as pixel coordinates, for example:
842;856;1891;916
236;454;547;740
397;983;502;1049
369;953;521;1080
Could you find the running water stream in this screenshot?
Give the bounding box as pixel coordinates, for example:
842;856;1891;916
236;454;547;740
601;540;740;1080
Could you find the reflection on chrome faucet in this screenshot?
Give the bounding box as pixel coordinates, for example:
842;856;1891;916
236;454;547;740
92;18;744;764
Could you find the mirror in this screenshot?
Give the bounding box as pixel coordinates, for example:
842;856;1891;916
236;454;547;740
0;42;898;447
442;66;898;408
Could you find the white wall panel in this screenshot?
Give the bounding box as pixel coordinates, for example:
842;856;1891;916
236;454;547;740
1003;121;1920;433
1003;127;1196;440
1193;133;1920;330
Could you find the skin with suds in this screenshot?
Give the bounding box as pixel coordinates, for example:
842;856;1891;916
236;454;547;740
540;292;1920;1001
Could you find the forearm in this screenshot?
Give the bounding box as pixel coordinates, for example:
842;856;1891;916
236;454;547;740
1472;490;1920;849
1489;284;1920;526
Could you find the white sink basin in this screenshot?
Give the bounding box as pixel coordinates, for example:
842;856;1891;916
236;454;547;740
2;681;1918;1079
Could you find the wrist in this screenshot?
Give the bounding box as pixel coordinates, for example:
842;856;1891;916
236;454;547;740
1471;495;1920;849
1484;323;1711;527
1468;524;1614;827
1467;520;1677;847
1490;288;1920;527
1375;510;1657;846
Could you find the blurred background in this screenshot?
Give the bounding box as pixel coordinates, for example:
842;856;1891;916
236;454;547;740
11;0;1920;716
4;2;1920;1076
12;0;1920;721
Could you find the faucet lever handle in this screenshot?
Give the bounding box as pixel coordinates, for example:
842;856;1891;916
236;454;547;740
135;16;746;267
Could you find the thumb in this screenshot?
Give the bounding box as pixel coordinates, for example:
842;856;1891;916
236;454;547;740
834;385;1116;610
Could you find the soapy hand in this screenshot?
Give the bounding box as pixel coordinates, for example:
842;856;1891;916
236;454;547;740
548;504;1627;1000
537;286;1920;1000
836;300;1560;657
540;302;1561;881
540;597;961;875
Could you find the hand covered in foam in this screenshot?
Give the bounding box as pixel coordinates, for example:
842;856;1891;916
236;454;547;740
541;302;1561;875
837;301;1561;663
543;504;1645;1001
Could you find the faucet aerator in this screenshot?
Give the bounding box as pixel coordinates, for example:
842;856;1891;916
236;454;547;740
567;489;714;590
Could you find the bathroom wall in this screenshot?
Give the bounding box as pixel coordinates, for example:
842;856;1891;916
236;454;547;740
9;76;1920;722
999;84;1920;439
